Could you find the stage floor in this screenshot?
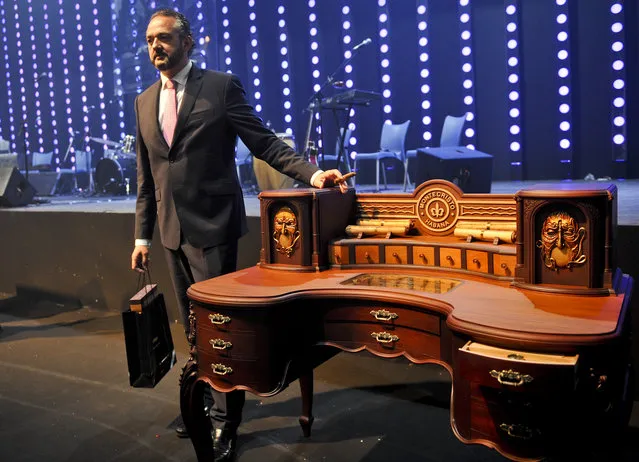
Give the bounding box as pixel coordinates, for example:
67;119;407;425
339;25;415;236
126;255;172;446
2;179;639;461
6;179;639;226
1;295;638;462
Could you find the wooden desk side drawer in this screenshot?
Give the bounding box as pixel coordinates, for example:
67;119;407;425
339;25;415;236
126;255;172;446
196;329;260;360
385;245;408;265
198;350;286;393
458;342;578;393
493;254;516;277
331;244;350;265
439;248;462;269
466;250;489;274
412;246;435;266
355;245;380;264
193;304;260;334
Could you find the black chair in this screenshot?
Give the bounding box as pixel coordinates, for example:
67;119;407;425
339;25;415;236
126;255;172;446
405;113;468;189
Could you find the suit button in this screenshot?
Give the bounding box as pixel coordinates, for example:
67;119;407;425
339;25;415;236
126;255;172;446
169;159;175;163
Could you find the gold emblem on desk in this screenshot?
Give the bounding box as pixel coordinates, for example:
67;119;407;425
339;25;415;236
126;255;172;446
272;205;300;257
416;187;459;233
537;212;586;271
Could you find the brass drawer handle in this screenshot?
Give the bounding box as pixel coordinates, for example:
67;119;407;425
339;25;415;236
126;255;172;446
490;369;534;387
472;258;480;267
418;253;428;264
334;253;341;263
209;338;233;350
365;251;373;263
371;331;399;344
499;423;536;440
370;309;398;321
446;255;454;264
211;363;233;376
392;252;401;263
208;313;231;325
500;262;511;275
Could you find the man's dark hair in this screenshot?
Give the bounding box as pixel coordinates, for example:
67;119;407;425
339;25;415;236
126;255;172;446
150;8;194;56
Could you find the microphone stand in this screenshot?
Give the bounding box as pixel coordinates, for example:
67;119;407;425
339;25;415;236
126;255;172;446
303;45;365;183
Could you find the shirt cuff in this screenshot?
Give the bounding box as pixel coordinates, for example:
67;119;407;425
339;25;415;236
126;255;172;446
310;169;323;187
135;239;152;247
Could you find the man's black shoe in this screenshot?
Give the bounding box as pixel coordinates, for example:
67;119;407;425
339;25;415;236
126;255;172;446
174;406;212;438
212;427;237;462
174;415;189;438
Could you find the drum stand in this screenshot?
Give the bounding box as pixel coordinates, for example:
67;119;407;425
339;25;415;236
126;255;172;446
59;132;95;196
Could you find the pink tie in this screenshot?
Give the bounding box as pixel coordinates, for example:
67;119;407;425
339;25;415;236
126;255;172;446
162;79;177;146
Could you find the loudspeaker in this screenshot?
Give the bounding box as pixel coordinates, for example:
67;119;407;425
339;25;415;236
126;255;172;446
26;171;60;196
414;146;493;193
0;167;36;207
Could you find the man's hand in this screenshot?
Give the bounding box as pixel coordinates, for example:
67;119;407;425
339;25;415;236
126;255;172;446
131;245;150;273
312;169;354;193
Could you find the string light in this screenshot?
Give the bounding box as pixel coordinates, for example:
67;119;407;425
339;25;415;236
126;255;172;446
247;0;263;113
277;5;294;135
377;0;392;124
341;4;357;157
505;0;522;179
610;1;626;170
555;0;573;176
220;0;232;73
458;0;476;149
416;0;432;143
307;0;322;147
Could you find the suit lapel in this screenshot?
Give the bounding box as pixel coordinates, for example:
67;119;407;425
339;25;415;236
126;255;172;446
171;66;204;149
146;80;168;151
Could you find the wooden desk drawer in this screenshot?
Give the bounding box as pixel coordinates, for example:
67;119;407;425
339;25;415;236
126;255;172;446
331;244;349;265
439;248;462;269
385;245;408;265
196;329;259;360
469;396;548;458
355;245;380;264
198;350;285;393
412;246;435;266
193;305;258;334
458;342;578;393
324;323;441;360
324;305;440;335
466;250;489;274
493;254;516;277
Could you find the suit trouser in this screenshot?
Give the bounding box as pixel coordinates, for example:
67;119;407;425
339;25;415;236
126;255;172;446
164;237;245;432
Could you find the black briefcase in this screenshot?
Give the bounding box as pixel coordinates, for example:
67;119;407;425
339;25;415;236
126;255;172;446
122;283;177;388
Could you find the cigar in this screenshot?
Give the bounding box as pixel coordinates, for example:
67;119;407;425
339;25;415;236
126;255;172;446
335;172;356;184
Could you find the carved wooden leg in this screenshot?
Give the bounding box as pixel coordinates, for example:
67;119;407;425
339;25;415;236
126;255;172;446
180;360;214;461
298;371;314;437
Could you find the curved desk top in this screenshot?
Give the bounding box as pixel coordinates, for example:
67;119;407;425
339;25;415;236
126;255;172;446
188;266;630;349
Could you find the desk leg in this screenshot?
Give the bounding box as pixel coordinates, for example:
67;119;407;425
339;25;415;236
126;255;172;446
180;360;214;462
298;371;314;437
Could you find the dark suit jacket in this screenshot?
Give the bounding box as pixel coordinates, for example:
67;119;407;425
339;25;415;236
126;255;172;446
134;67;319;250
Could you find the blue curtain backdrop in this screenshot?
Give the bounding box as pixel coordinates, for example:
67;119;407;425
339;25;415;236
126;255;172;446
0;0;635;182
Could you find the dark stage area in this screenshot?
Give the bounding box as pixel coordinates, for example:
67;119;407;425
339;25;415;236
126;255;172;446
2;181;639;461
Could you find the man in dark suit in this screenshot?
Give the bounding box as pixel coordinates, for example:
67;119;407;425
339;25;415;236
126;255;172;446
130;8;348;462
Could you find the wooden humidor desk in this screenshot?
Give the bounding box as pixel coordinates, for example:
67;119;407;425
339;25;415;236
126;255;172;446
180;181;634;462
